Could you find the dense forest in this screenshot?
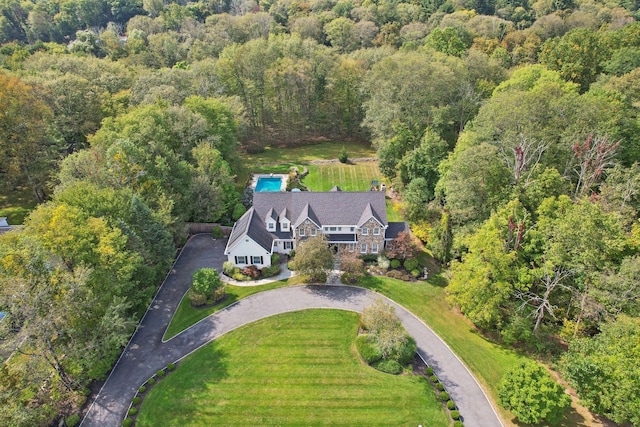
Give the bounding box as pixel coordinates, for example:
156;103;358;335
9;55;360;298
1;0;640;424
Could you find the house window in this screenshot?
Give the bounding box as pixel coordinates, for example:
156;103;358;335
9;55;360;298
268;223;275;230
361;244;367;253
373;227;380;235
372;244;379;254
284;241;293;250
282;222;289;231
348;243;355;252
310;228;317;236
299;228;305;237
235;256;247;264
350;227;355;232
251;256;263;264
362;228;369;236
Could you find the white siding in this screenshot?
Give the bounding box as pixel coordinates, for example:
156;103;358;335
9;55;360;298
226;238;272;269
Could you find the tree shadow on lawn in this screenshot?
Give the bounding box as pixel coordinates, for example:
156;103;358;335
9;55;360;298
137;343;230;425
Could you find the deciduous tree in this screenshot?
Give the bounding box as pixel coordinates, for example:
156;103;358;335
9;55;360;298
289;235;334;282
498;361;571;425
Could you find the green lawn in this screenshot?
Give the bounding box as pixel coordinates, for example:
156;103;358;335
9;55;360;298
139;310;449;427
303;162;384;192
243;141;376;165
164;280;292;340
356;275;525;424
0;186;37;224
236;141;377;190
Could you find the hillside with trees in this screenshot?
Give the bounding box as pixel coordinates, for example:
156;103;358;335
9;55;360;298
1;0;640;424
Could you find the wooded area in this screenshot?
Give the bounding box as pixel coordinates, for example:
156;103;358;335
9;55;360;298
1;0;640;424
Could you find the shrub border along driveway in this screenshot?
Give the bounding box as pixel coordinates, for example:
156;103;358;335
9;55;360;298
81;235;503;427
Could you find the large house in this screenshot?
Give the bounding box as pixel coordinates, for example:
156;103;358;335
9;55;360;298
224;188;407;268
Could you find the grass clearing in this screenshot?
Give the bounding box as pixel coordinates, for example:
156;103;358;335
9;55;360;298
243;141;376;165
236;142;376;188
139;310;449;427
0;186;37;224
164;279;292;340
356;275;525;424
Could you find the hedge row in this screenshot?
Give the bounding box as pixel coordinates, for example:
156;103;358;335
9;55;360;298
122;362;178;427
424;364;464;425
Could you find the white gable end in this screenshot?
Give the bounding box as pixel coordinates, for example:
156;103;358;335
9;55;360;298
226;236;272;269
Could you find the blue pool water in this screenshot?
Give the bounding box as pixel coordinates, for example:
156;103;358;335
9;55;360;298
255;177;283;192
0;312;5;322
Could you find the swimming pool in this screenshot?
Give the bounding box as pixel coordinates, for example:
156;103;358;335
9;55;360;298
255;177;284;192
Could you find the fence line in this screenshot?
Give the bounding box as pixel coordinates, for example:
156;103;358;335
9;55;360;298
186;223;233;236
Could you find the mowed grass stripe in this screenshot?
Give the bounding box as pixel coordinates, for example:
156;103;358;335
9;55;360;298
304;162;383;192
138;310;448;427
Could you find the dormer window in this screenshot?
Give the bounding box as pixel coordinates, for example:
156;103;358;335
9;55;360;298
282;222;289;231
268;223;275;231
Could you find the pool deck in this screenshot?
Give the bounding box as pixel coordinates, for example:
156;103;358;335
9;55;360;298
251;173;288;192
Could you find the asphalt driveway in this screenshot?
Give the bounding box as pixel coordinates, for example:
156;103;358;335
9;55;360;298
82;234;503;427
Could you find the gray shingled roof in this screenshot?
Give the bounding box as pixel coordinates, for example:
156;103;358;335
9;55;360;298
225;207;274;253
253;191;388;228
228;192;389;253
385;222;408;240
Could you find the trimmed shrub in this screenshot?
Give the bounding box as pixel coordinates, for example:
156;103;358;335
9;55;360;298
372;359;403;375
411;269;421;278
450;410;460;420
447;400;457;410
128;407;138;416
426;367;434;375
132;396;141;405
390;259;401;269
429;375;439;383
386;269;411;281
147;378;156;385
404;259;419;271
138;385;147;393
440;391;449;401
436;382;445;391
222;261;234;276
288;249;296;259
65;414;80;427
309;272;327;283
453;421;464;427
377;255;390;270
167;363;176;371
261;264;280;278
241;265;260;279
211;226;224;238
156;369;165;377
355;334;382;364
359;254;378;263
122;419;133;427
341;272;360;284
188;290;206;307
390;336;416;365
232;272;247;281
271;253;280;264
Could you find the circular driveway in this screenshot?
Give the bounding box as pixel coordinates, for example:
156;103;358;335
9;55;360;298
81;235;503;427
